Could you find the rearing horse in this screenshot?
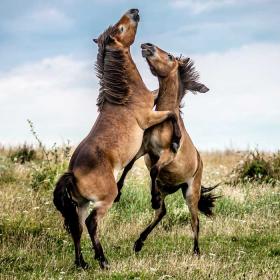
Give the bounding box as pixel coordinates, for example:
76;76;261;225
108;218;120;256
117;43;219;255
53;9;181;269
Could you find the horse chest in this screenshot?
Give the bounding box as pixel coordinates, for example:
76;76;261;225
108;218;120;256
158;160;188;186
149;129;172;157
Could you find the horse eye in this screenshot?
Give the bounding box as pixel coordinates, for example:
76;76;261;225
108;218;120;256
119;26;124;33
168;54;173;61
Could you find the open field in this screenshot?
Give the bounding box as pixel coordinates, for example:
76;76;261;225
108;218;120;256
0;149;279;279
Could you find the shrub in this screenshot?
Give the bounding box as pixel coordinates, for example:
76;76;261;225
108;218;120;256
271;151;280;177
230;150;280;185
9;144;36;164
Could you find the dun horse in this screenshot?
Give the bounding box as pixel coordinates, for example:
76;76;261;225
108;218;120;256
117;43;219;255
53;10;181;269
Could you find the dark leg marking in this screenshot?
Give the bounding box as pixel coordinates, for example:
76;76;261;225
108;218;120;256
114;158;136;202
68;210;88;269
150;166;161;209
193;219;200;256
85;209;109;269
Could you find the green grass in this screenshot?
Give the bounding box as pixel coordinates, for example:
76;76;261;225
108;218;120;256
0;151;280;279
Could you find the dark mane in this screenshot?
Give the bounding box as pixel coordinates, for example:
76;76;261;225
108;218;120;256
177;57;200;102
95;26;130;111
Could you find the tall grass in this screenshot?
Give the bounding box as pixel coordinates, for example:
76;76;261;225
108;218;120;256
0;135;279;279
26;120;71;190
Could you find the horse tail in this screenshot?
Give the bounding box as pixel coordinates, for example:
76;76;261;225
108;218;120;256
53;171;79;233
198;184;221;216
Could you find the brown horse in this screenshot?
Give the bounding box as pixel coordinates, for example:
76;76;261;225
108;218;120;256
53;10;181;269
117;43;219;255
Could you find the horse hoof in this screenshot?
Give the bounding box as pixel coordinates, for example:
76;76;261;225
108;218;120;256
114;192;121;203
81;262;89;269
134;240;144;252
75;260;89;269
193;249;200;257
99;259;110;270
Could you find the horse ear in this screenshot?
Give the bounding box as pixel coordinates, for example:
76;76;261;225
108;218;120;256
178;57;190;66
188;81;209;93
93;38;98;44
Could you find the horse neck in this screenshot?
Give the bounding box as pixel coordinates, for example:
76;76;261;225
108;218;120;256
156;72;180;112
125;49;149;93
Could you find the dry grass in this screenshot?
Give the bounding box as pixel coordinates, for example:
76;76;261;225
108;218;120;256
0;149;279;279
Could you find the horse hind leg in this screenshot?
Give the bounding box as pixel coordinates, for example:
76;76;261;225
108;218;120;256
183;174;202;255
85;181;117;269
53;172;89;269
85;205;109;269
73;203;89;268
134;194;166;252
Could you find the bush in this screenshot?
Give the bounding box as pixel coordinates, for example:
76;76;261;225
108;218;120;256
230;150;280;185
9;144;36;164
271;151;280;176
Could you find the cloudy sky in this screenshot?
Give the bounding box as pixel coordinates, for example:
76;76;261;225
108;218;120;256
0;0;279;150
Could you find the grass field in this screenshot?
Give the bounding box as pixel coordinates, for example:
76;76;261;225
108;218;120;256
0;149;279;279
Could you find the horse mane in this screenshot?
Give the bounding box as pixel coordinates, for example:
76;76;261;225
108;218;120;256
95;25;130;111
177;57;200;103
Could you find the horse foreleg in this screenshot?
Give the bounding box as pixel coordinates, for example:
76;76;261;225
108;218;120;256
150;165;160;209
150;150;174;209
115;158;136;202
115;146;145;203
142;110;181;151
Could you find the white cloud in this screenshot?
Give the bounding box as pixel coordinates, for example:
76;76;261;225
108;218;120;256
0;43;279;150
170;0;235;13
0;56;98;146
180;43;280;150
3;7;73;33
170;0;268;14
31;8;72;26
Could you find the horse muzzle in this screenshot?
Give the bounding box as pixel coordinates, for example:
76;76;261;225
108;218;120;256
141;43;155;58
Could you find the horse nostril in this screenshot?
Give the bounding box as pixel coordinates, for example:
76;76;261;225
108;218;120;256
129;8;139;14
146;43;153;47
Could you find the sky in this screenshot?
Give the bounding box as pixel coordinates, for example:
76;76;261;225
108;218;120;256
0;0;279;151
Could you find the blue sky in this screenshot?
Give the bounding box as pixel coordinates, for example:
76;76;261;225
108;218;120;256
1;0;280;150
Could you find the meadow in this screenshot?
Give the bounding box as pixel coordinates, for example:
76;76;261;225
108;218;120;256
0;144;279;279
